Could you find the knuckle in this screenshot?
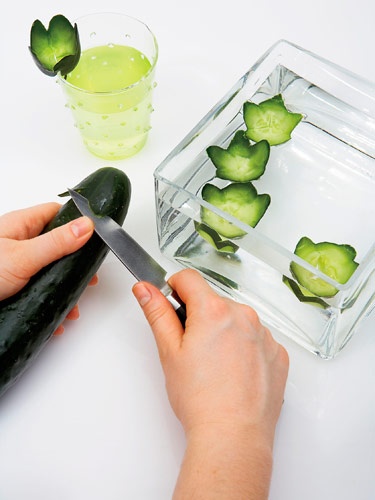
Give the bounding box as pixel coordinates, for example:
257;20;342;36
145;301;170;330
245;306;261;327
205;294;232;322
278;343;290;369
47;227;65;251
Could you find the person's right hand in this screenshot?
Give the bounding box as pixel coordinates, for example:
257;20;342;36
133;269;289;499
133;268;289;442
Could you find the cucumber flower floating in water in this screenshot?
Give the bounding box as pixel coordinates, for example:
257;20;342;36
290;236;359;298
243;94;303;146
29;14;81;77
207;130;270;183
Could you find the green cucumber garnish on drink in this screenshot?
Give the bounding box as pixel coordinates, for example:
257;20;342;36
244;94;303;146
29;14;80;76
201;182;270;238
207;130;270;182
290;237;359;298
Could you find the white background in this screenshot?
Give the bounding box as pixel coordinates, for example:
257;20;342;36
1;0;375;499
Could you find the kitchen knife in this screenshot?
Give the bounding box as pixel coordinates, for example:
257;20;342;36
68;189;186;327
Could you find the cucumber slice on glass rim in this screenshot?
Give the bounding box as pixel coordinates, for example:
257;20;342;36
29;14;80;77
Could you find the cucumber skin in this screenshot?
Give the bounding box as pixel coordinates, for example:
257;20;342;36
0;167;131;398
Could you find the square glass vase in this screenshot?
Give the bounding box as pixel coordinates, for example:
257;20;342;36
154;40;375;359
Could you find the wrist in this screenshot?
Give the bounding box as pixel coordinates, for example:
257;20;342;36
185;418;275;451
173;423;273;499
186;421;274;458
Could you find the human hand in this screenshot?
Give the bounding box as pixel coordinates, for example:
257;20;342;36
133;269;289;499
133;268;288;442
0;202;94;301
0;202;96;334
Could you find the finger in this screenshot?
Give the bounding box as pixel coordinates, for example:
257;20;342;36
88;274;99;286
66;304;80;320
16;216;94;278
168;268;216;308
132;281;184;359
0;203;61;239
53;304;80;336
54;325;65;336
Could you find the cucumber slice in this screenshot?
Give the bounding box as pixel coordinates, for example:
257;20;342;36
244;94;303;146
290;237;359;297
207;131;270;182
29;14;81;76
195;222;239;253
201;182;270;238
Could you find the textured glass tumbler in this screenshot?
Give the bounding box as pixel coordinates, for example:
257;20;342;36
58;12;158;160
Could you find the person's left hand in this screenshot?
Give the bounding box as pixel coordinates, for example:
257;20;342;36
0;202;95;333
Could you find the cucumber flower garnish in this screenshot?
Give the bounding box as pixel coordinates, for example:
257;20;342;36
29;14;80;77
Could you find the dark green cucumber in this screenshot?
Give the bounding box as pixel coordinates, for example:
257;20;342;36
207;130;270;182
244;94;303;146
0;166;131;398
201;182;270;238
290;236;359;298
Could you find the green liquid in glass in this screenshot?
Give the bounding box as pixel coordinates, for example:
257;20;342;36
64;44;154;159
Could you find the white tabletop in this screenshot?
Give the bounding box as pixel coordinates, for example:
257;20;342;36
1;1;375;499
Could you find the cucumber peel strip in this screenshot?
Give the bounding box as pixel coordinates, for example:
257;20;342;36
195;222;239;253
282;275;329;309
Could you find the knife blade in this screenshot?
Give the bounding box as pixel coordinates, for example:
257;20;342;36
68;189;186;326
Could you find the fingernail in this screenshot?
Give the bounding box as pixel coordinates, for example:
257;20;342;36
71;217;94;237
133;282;152;307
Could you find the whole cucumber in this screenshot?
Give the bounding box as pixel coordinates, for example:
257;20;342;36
0;166;131;397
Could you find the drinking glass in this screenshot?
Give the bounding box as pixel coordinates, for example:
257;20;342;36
58;12;158;160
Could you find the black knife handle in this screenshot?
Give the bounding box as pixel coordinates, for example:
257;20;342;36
167;291;186;328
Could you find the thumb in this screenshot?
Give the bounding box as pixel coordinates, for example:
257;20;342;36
19;216;94;276
132;282;184;359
